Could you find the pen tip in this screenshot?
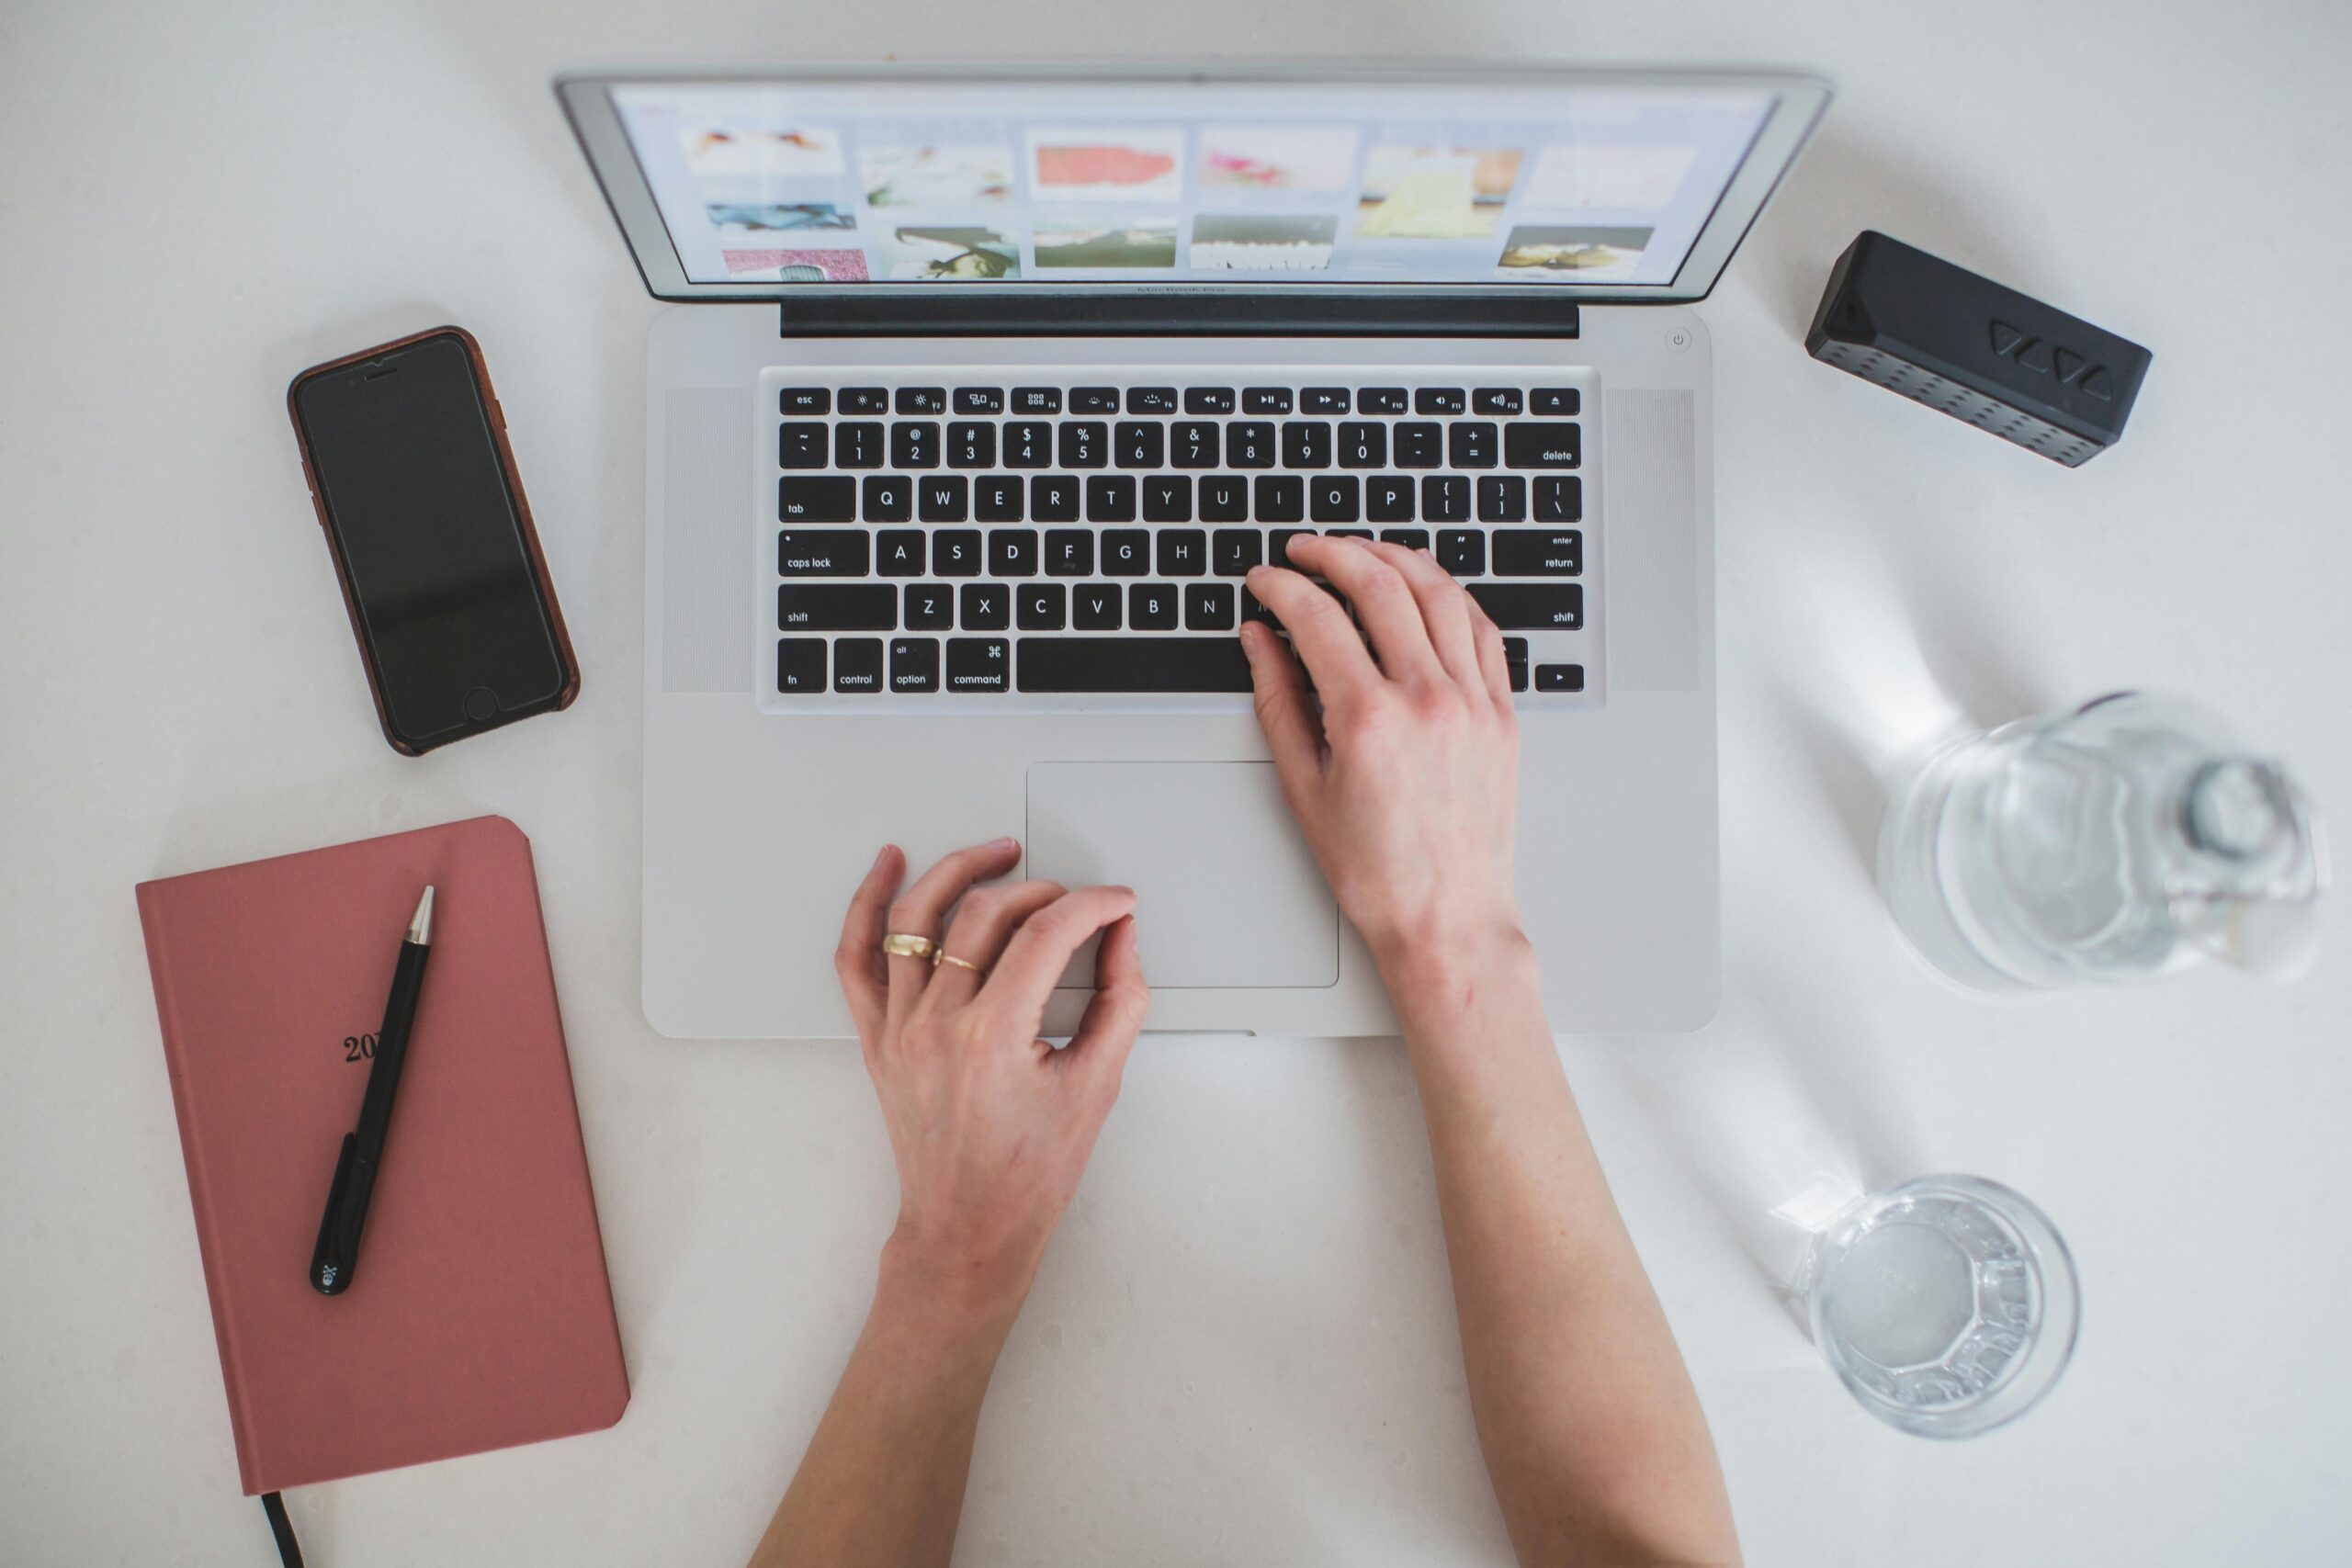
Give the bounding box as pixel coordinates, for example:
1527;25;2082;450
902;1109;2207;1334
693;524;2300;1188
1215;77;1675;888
408;886;435;946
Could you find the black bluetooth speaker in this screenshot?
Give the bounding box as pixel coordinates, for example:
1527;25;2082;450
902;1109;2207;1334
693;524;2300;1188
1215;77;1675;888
1806;231;2152;467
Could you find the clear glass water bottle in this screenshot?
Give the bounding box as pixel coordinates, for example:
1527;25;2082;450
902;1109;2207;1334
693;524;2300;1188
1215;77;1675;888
1880;693;2326;990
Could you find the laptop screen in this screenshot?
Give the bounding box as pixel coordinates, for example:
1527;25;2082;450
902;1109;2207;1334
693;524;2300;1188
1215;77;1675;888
595;74;1792;293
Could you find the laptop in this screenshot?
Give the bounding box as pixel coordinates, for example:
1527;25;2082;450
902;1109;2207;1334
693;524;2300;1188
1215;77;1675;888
557;63;1830;1039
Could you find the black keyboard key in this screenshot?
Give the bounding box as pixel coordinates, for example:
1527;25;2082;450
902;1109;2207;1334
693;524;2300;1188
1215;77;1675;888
1072;583;1123;629
1186;582;1237;629
1070;387;1120;413
1126;387;1179;414
1227;422;1277;468
834;422;884;468
840;387;888;414
1018;637;1252;694
891;422;940;469
1241;586;1277;625
919;476;968;523
1449;421;1499;468
832;637;884;693
1268;528;1316;567
776;637;825;694
1366;476;1414;523
1422;475;1471;523
1359;387;1409;414
931;531;983;577
1473;388;1523;416
1101;529;1150;575
1504;423;1580;468
1017;582;1067;630
890;637;940;693
1533;476;1583;522
1199;475;1249;522
1327;528;1374;541
1170;421;1220;468
876;529;924;577
1031;476;1081;522
1478;475;1527;523
1011;387;1062;415
1213;529;1262;576
1301;387;1350;414
904;583;954;631
1381;527;1430;551
1045;529;1094;576
896;387;947;414
1242;387;1293;414
1504;637;1529;693
779;421;830;468
1115;421;1165;468
778;583;895;631
779;476;855;523
1337;422;1386;468
1438;530;1485;576
1142;474;1193;523
1532;388;1580;416
1087;474;1137;523
975;476;1023;522
1254;476;1306;523
1394;423;1442;468
1309;476;1360;523
778;528;870;576
1129;582;1181;630
959;583;1010;630
1185;387;1238;414
946;637;1011;693
988;529;1039;577
863;475;913;523
1157;529;1208;576
779;387;831;416
1536;663;1586;693
1059;422;1107;468
1282;421;1333;469
1468;582;1583;629
947;422;996;468
1003;421;1053;468
953;387;1005;414
1415;388;1467;415
1492;529;1582;576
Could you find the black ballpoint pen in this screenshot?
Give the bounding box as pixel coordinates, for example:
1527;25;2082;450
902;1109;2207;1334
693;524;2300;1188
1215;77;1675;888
310;886;434;1295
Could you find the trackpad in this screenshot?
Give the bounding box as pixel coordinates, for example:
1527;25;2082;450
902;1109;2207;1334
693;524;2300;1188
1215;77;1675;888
1026;761;1340;989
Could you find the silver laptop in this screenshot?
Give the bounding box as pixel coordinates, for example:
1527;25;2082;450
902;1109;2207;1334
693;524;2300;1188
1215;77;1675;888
558;64;1830;1039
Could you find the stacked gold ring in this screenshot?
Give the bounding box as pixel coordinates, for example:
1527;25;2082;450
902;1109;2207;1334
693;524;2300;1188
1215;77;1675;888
934;953;985;975
879;932;939;962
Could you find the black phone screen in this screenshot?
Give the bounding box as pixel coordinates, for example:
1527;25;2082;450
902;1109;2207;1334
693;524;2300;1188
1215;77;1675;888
294;333;562;746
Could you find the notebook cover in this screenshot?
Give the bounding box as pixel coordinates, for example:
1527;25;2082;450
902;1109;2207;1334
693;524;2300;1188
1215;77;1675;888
136;815;628;1495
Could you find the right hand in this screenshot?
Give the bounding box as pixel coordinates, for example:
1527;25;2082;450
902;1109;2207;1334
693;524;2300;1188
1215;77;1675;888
1239;536;1525;969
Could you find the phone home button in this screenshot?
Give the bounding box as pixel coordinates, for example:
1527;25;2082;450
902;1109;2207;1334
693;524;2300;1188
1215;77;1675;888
462;686;499;723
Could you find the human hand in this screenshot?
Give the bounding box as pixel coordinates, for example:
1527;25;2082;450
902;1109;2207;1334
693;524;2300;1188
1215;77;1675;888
1239;537;1525;973
833;839;1148;1322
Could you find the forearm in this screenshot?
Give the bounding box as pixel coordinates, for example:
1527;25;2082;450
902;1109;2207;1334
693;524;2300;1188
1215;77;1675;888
1380;934;1737;1568
749;1244;1026;1568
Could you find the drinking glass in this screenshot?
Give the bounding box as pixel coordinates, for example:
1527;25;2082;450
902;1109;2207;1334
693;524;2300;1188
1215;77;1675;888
1798;1174;2079;1438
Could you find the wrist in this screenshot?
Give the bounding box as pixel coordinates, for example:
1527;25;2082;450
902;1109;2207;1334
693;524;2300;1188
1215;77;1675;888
876;1227;1038;1345
1367;908;1536;993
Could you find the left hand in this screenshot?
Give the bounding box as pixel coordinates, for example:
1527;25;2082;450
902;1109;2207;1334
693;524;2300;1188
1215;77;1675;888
834;838;1150;1317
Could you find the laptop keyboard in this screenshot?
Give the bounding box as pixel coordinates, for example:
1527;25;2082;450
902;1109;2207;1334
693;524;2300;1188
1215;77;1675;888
760;368;1598;708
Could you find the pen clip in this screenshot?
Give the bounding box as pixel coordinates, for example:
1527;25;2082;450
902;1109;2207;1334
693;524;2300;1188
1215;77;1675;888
310;1134;357;1295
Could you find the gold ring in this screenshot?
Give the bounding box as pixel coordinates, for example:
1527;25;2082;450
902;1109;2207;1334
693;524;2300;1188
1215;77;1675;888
933;952;986;976
880;932;939;962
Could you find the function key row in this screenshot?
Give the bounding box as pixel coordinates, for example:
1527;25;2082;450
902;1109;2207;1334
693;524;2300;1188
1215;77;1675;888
782;386;1581;419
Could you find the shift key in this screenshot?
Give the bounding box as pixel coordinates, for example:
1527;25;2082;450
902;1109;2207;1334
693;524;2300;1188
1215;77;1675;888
1468;582;1583;629
779;476;856;522
778;583;896;631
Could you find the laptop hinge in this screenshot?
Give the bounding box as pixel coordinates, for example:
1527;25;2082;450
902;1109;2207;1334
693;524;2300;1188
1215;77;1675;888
776;294;1579;340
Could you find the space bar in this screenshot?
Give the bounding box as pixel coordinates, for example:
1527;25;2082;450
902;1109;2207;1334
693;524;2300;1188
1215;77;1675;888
1017;637;1253;693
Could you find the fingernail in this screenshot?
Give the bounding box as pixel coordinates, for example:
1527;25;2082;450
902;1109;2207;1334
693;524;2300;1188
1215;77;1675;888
989;836;1018;851
874;844;894;868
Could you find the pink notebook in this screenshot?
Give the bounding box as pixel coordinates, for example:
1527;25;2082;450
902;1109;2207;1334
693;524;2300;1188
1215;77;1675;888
137;816;628;1495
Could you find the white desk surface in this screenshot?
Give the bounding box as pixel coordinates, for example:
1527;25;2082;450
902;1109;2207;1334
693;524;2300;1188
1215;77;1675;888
6;3;2348;1563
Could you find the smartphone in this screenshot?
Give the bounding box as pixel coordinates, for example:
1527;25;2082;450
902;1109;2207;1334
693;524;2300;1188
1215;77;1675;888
288;327;579;755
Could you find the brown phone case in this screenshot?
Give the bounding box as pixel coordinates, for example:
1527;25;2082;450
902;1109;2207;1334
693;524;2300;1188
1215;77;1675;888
288;325;581;756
